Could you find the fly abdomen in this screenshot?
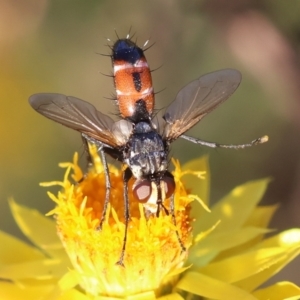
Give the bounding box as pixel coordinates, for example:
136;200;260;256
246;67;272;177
112;38;154;122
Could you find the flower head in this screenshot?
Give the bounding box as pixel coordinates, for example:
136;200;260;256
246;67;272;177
43;144;199;297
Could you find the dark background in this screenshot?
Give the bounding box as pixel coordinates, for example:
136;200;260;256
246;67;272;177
1;0;300;284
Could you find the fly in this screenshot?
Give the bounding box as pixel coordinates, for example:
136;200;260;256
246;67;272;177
29;36;268;266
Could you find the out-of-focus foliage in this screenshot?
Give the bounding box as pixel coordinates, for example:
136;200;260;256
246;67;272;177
1;0;300;285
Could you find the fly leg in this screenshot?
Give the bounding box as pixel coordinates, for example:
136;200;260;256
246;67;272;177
156;173;186;253
180;134;268;149
155;198;169;217
81;133;112;230
97;145;111;229
77;136;92;183
155;180;170;217
116;167;132;267
169;193;186;252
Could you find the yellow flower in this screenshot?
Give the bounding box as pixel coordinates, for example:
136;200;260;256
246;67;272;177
43;144;197;298
1;145;300;299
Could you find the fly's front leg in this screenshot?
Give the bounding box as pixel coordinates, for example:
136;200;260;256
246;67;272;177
81;133;111;230
169;193;186;252
116;167;132;267
97;146;111;229
155;180;169;217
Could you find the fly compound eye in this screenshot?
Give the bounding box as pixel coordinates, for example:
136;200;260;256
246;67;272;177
133;179;152;203
162;175;175;199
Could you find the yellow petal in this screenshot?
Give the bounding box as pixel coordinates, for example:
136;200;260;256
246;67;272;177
0;258;66;280
176;271;257;300
254;228;300;249
166;265;192;278
237;246;300;290
191;227;271;266
194;220;220;244
57;289;89;300
182;155;210;209
0;230;45;264
245;204;279;228
220;206;279;256
200;247;300;290
0;281;55;300
238;229;300;291
42;270;80;300
157;293;184;300
253;281;300;300
194;178;270;234
125;291;156;300
9;199;67;260
93;291;156;300
211;205;280;260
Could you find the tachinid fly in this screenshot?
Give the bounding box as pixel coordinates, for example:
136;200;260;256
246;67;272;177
29;35;268;266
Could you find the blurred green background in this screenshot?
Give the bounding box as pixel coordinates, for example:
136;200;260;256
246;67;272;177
1;0;300;284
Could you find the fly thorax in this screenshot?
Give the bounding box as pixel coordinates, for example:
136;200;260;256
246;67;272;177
126;122;168;178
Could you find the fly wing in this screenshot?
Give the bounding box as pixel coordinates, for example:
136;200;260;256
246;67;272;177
163;69;242;141
29;93;121;148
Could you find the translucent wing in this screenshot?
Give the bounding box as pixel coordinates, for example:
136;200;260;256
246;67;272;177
163;69;242;141
29;93;121;148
